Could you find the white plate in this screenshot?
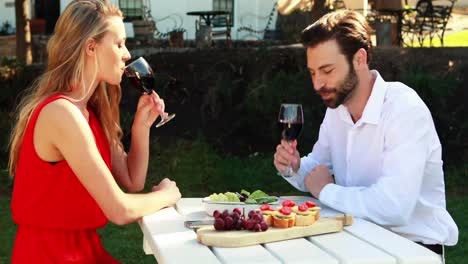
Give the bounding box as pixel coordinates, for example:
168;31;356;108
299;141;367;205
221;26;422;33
202;197;280;216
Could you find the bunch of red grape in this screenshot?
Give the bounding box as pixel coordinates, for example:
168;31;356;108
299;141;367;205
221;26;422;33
213;208;268;232
213;208;243;231
244;209;268;232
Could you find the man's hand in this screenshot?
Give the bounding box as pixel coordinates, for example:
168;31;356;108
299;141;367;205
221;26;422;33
273;140;300;174
304;165;334;198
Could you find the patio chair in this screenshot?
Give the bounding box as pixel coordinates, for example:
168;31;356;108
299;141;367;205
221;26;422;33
401;0;456;47
401;0;435;46
211;14;232;47
429;0;457;46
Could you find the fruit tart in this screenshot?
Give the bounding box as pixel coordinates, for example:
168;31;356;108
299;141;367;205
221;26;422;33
305;201;321;221
259;204;277;226
272;206;296;228
291;204;316;226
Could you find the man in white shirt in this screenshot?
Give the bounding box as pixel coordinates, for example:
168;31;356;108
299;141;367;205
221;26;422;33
273;10;458;255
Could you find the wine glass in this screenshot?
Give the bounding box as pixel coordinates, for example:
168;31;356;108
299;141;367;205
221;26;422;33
278;104;304;177
124;57;175;127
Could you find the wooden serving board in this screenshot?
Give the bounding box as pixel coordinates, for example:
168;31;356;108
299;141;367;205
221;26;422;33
197;215;353;248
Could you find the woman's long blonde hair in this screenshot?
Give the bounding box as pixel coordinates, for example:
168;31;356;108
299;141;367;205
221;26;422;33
8;0;124;176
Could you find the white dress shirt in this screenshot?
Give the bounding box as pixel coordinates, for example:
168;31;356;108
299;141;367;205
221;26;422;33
284;70;458;246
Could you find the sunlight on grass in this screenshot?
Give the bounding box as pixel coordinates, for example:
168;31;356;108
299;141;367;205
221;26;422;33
1;144;467;263
410;30;468;47
446;196;468;263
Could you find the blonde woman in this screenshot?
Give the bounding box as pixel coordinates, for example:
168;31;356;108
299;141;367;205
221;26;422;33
8;0;181;262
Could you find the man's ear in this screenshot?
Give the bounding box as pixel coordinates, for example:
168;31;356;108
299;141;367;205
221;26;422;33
85;38;96;56
353;48;368;70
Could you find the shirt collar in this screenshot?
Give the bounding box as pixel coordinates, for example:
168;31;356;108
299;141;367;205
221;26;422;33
360;70;386;125
337;70;387;126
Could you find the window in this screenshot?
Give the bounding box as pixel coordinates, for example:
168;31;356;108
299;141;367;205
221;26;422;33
213;0;234;27
119;0;144;21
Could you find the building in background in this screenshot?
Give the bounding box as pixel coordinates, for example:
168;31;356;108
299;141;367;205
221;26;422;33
1;0;467;40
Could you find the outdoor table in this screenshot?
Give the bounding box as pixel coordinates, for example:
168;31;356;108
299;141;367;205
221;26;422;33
139;196;442;263
186;10;230;26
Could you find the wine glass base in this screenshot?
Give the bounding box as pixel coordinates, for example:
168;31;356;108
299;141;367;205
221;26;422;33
277;166;298;178
155;113;176;128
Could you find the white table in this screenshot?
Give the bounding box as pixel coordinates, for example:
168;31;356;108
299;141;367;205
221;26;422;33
139;196;442;264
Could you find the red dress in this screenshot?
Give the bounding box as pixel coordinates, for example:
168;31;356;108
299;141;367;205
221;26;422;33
11;95;120;263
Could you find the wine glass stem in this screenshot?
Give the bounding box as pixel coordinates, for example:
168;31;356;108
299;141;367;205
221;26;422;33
280;140;297;177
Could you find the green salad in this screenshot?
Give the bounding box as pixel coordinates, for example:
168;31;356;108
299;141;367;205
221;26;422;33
208;189;277;204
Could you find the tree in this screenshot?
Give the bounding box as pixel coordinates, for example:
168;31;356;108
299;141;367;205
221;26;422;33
278;0;327;19
15;0;33;65
276;0;328;42
311;0;328;22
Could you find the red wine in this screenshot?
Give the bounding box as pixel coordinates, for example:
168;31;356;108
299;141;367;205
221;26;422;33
128;75;154;93
279;122;303;141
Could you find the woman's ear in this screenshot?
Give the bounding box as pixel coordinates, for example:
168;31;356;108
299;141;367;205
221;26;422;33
353;48;368;70
85;38;96;56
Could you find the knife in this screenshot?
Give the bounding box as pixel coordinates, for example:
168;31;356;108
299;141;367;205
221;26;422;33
184;220;214;230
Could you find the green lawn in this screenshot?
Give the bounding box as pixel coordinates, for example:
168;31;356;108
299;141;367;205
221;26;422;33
408;30;468;47
1;139;466;263
445;195;468;263
0;197;16;263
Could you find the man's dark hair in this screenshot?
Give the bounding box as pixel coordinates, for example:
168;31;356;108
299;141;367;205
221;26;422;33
301;10;373;65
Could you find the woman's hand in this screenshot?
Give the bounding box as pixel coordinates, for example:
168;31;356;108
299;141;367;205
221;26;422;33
152;178;181;207
133;91;166;129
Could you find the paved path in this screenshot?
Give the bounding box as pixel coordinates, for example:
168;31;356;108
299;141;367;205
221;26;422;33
446;11;468;35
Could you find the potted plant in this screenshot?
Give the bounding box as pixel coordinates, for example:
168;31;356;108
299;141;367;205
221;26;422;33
168;27;185;48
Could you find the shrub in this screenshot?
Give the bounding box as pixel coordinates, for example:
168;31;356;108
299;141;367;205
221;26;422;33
403;71;468;163
1;48;467;170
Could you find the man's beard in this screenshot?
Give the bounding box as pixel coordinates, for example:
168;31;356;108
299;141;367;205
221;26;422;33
317;66;359;109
